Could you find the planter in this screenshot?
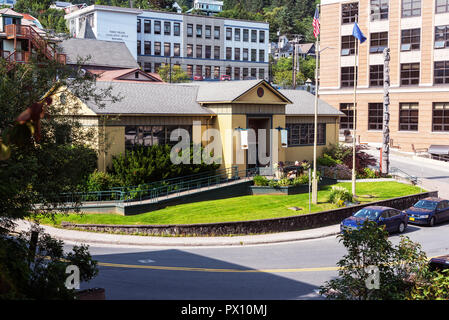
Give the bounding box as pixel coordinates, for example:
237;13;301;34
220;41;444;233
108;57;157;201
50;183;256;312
75;288;106;300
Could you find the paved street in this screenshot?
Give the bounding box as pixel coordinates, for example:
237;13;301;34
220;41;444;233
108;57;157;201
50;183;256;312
66;220;449;300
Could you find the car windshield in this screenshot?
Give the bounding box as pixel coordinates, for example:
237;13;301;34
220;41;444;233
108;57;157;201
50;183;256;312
414;200;437;210
353;208;380;220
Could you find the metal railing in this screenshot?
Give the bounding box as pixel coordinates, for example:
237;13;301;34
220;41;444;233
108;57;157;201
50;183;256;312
390;167;419;185
60;166;259;205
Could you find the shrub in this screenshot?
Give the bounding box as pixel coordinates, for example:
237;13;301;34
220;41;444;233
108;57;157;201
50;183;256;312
86;170;122;192
292;174;309;186
323;164;353;180
253;175;269;186
277;177;291;187
323;144;377;174
357;168;380;179
268;179;280;188
328;186;353;205
317;154;341;167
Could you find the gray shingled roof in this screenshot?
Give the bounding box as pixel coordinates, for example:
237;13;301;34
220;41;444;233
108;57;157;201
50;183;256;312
281;90;344;116
194;80;292;103
59;38;139;69
85;81;214;115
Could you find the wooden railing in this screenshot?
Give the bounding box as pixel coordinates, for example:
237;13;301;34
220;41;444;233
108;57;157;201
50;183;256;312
4;24;66;65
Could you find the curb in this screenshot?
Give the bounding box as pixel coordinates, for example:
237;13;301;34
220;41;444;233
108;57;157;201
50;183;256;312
14;220;340;247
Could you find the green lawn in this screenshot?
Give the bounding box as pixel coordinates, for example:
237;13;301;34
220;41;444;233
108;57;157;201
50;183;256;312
40;182;425;226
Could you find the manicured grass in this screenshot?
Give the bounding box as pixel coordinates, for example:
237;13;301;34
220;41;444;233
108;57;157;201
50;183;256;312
40;182;424;226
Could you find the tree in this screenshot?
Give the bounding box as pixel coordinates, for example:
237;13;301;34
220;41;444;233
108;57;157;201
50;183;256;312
157;64;190;83
319;221;430;300
272;57;305;88
14;1;68;33
0;37;117;298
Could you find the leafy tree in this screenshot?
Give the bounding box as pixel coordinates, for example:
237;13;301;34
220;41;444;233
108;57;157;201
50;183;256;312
157;64;190;83
14;0;68;33
320;221;431;300
272;57;305;88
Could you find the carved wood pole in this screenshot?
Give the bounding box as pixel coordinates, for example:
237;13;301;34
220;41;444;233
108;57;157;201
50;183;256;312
382;48;390;175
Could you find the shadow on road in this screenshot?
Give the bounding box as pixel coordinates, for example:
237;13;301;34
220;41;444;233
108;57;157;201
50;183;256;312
79;249;324;300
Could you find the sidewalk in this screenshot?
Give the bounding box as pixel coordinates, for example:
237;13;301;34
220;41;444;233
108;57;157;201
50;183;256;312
14;220;340;247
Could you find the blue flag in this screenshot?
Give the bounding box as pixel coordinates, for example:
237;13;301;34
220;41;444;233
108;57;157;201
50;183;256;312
352;22;366;43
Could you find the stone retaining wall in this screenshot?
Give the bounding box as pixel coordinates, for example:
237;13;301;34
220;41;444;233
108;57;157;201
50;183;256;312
61;191;438;236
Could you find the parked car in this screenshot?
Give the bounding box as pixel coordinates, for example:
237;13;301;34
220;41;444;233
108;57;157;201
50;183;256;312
429;254;449;271
340;206;408;234
193;75;204;81
220;74;231;81
405;197;449;227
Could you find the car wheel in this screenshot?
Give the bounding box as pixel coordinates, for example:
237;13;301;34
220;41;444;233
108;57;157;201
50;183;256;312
398;222;406;233
429;217;435;227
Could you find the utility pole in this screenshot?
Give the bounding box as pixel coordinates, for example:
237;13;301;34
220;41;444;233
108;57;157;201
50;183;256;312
382;48;390;176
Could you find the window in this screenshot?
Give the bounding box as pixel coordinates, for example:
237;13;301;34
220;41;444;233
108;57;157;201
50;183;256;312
341;35;355;56
196;24;202;38
401;28;420;51
259;50;265;62
195;65;202;77
370;32;388;54
234;48;240;60
205;66;211;79
144;41;151;55
433;102;449;131
154;63;161;73
370;65;384;86
226;67;232;76
187;65;193;78
154;42;161;56
399;103;419;131
205;25;211;39
234;67;240;80
174;22;180;36
286;123;326;146
402;0;421;17
226;27;232;40
174;43;180;57
125;125;193;150
235;28;240;41
341;66;357;87
205;45;211;59
434;61;449;84
187;24;193;37
214;46;220;59
226;47;232;60
137;19;141;33
243;68;249;78
144;62;151;72
187;44;193;57
251;68;257;78
214;26;220;39
259;30;265;43
164;22;171;35
435;25;449;49
259;69;265;80
340;103;355;129
137;40;141;55
164;43;170;56
243;29;249;42
368;103;383;130
196;45;202;58
154;21;161;34
436;0;449;13
371;0;389;21
342;3;358;24
144;19;151;33
251;30;257;42
400;63;420;85
251;49;257;61
243;48;249;61
214;66;220;79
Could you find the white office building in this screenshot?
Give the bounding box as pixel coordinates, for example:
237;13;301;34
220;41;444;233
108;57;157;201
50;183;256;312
65;5;269;81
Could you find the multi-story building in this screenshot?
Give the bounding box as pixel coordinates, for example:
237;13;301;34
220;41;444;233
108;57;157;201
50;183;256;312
64;5;269;81
320;0;449;153
189;0;224;16
0;0;16;7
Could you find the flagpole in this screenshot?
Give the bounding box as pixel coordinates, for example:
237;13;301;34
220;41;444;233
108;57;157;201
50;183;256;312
312;5;320;204
352;15;358;197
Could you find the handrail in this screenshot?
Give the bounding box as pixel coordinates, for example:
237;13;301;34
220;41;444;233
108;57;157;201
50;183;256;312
60;166;258;204
390;167;419;184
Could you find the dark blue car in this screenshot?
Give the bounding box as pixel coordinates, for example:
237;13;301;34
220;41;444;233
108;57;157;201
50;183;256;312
405;197;449;227
340;206;408;234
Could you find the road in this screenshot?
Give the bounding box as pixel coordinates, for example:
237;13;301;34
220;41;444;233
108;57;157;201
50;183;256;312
66;220;449;300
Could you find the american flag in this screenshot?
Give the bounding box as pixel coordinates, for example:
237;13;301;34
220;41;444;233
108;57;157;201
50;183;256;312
313;7;320;38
